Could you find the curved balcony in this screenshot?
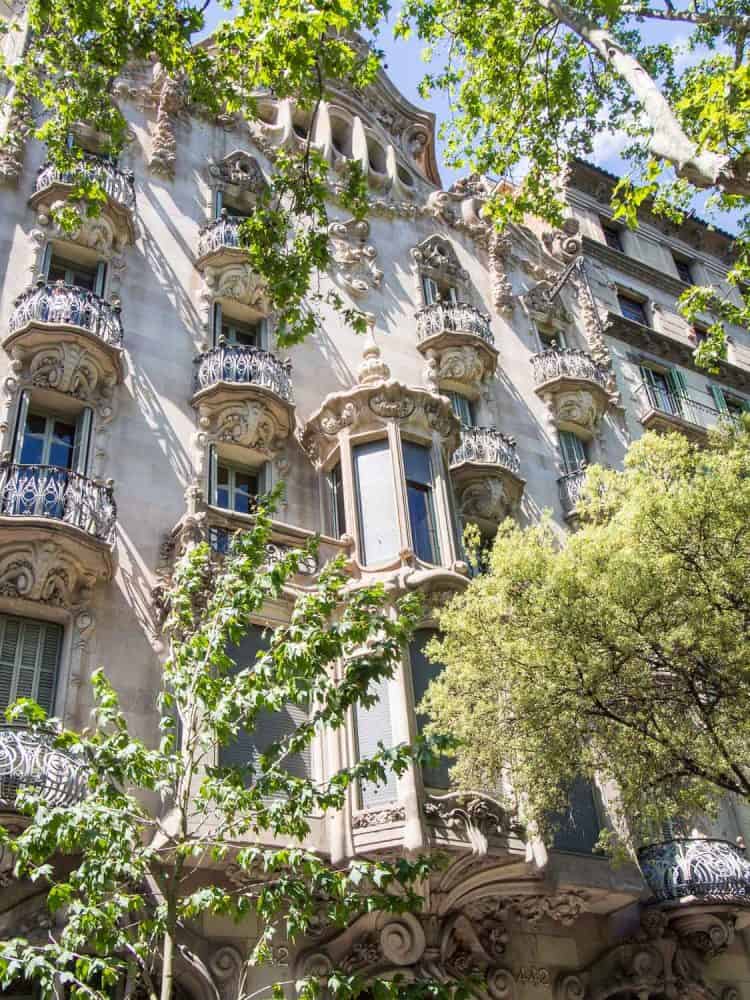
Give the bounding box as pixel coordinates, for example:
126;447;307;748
0;464;116;542
30;155;136;247
196;212;249;270
6;279;124;389
0;724;88;812
192;344;295;456
638;839;750;906
558;468;586;519
415;302;498;400
450;427;524;531
531;348;610;439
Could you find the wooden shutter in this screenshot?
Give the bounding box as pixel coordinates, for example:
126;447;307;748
214;189;223;217
551;776;601;853
709;385;729;413
207;444;217;505
356;675;396;806
559;430;585;475
0;614;63;715
72;407;93;476
409;629;451;789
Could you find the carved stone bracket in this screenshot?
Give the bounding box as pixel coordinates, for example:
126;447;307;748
542;218;583;264
328;217;383;298
0;533;111;610
424;792;525;856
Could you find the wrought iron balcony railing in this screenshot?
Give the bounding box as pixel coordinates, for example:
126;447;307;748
415;302;494;347
0;724;88;810
634;382;732;432
558;468;586;516
9;279;123;347
0;464;117;542
194;344;293;403
638;838;750;904
197;212;246;258
34;154;136;211
531;347;609;389
451;426;521;475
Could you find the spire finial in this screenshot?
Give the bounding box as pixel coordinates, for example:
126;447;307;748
357;313;390;385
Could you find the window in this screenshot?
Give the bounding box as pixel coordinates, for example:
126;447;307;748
403;440;441;565
213;189;253;218
45;252;106;296
409;629;451;789
0;614;63;716
219;624;312;784
551;777;601;854
355;674;396;806
447;391;475;427
327;463;346;538
692;324;708;346
422;275;458;306
710;385;748;422
640;365;685;417
353;439;400;566
558;430;588;476
617;293;648;326
673;255;693;284
538;328;567;351
601;223;623;252
213;461;264;515
212;303;265;349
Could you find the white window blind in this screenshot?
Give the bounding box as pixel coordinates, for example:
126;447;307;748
353;439;400;566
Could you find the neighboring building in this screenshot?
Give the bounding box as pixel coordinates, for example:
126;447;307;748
1;17;750;1000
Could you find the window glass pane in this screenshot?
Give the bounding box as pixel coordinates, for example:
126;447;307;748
447;392;473;427
19;436;43;465
602;225;622;251
618;294;647;325
355;675;396;806
407;484;438;563
26;414;45;436
217;465;229;485
674;257;693;284
216;486;230;509
223;321;260;347
409;629;451;788
559;431;587;474
328;463;346;537
234;470;257;495
353;440;400;565
403;440;433;486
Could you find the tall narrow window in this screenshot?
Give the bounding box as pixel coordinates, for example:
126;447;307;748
617;293;648;326
212;303;265;349
355;674;396;806
403;441;441;565
219;624;312;785
46;254;106;295
327;463;346;538
601;223;623;252
213;461;265;514
409;629;451;789
0;614;63;716
447;391;474;427
9;409;92;519
640;365;684;417
353;440;400;566
673;255;693;284
558;430;588;476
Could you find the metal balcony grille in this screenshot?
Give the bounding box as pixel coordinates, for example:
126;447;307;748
194;344;293;403
0;464;117;542
9;280;123;347
634;382;733;431
415;302;494;347
451;427;520;474
638;838;750;903
531;348;609;388
558;469;586;516
197;214;246;257
0;724;88;810
35;155;135;211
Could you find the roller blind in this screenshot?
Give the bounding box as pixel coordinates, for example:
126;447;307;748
0;614;63;716
353;439;400;566
355;674;396;807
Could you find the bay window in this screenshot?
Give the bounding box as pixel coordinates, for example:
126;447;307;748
353;439;400;566
403;441;440;565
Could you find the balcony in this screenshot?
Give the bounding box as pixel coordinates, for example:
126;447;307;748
30;155;136;248
195;212;248;268
634;383;732;442
415;302;498;399
450;427;525;530
558;468;586;519
0;464;116;542
6;280;124;390
531;348;611;438
0;724;87;813
638;838;750;906
192;344;295;456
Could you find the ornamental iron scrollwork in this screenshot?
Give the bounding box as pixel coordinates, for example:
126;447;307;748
0;463;117;542
0;724;88;810
194;344;293;403
558;469;586;517
451;427;520;476
416;302;494;347
638;838;750;905
197;212;246;257
530;348;609;390
9;280;123;347
34;155;136;212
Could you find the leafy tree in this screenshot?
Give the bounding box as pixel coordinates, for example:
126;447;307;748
0;494;451;1000
1;0;747;361
421;425;750;853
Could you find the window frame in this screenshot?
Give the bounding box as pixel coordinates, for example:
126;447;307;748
617;292;649;326
402;438;441;566
211;457;266;515
601;222;623;252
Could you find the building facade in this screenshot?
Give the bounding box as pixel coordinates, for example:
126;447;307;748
1;18;750;1000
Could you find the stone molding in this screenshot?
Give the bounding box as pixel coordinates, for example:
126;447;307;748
327;217;383;298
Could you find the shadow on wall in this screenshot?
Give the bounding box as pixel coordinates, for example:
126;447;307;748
128;361;194;488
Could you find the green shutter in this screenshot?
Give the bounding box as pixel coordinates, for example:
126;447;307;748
709;385;729;413
667;367;688;398
0;615;62;715
356;675;396;806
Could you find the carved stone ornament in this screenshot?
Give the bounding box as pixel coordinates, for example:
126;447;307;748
522;279;570;328
209;150;267;202
504;891;589;927
0;95;32;185
542;217;583;264
196;396;292;459
455;475;513;528
412;234;469;294
18;341;120;403
489;230;515;313
203;262;269;310
0;536;110;609
148;69;188;178
328;217;384;297
424;792;524;856
352;805;406;829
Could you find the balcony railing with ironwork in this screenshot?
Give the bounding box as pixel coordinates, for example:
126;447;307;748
450;426;520;475
9;279;123;347
638;838;750;904
634;382;732;432
197;212;246;258
558;468;586;516
34;155;135;212
0;464;117;542
531;348;609;389
415;302;494;347
194;344;293;403
0;724;88;811
208;526;317;574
